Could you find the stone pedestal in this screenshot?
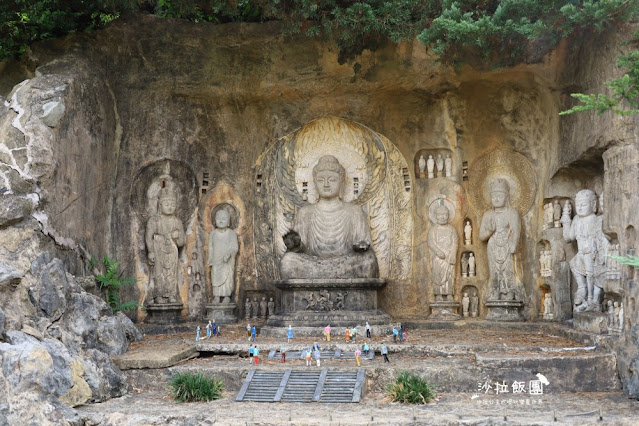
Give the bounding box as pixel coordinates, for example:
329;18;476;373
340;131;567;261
573;311;608;334
429;301;461;321
485;300;524;321
205;302;237;324
266;278;391;327
145;303;183;324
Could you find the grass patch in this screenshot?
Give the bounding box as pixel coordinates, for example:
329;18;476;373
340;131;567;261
386;371;435;404
169;372;224;403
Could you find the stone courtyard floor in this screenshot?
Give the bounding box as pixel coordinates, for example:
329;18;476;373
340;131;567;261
79;324;639;425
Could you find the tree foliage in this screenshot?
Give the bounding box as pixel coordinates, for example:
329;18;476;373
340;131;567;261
2;1;638;67
561;47;639;116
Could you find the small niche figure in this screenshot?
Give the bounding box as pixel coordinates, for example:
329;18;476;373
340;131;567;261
461;253;469;277
267;297;275;317
468;253;476;276
259;296;267;319
287;325;294;342
251;297;259;319
607;300;615;330
244;298;251;319
470;293;479;317
464;221;472;245
427;155;435;178
614;302;620;329
365;321;371;338
544;202;553;227
553;200;562;227
418;154;426;176
206;320;212;338
445;154;453;177
196;325;200;341
436;153;444;176
618;304;624;331
462;293;470;317
543;295;553;320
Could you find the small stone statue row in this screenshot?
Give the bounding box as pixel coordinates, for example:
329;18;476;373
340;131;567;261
418;153;453;179
461;293;479;317
244;296;275;319
606;244;621;279
539;250;552;277
461;252;476;277
543;200;565;229
606;300;624;332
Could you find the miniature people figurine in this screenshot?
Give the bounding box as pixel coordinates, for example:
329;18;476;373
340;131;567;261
248;344;254;364
461;253;469;277
280;345;286;363
287;325;293;342
428;202;458;301
479;178;522;301
445;154;453;177
324;325;331;342
381;343;389;363
246;323;251;340
462;293;470;317
253;346;260;365
305;348;312;367
354;347;362;367
363;342;370;356
351;326;357;342
345;327;351;342
553;200;562;227
470;293;479;317
251;297;259;318
418;154;426;175
469;253;476;276
145;182;185;305
209;208;239;304
251;325;256;342
314;348;321;367
464;220;472;245
206;320;212;338
280;155;378;279
436;153;444;176
196;326;201;341
561;189;609;312
365;321;371;338
267;297;275;317
259;296;267;318
427;155;435;178
392;326;398;343
212;320;218;337
245;298;251;319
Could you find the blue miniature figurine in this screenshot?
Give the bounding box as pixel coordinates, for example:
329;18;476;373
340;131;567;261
206;321;212;338
196;325;201;341
212;320;217;336
287;325;294;342
251;325;256;342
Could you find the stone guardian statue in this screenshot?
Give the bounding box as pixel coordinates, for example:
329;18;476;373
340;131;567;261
418;154;426;175
561;189;609;312
479;179;522;301
145;183;185;304
208;209;239;304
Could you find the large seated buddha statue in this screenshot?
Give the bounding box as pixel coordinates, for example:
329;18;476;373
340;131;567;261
280;155;379;279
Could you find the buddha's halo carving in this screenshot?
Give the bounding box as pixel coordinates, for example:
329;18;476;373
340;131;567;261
254;116;413;280
467;149;537;216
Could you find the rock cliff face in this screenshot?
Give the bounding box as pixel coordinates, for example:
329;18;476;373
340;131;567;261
0;14;638;400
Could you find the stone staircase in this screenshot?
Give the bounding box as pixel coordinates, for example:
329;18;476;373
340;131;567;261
236;368;365;403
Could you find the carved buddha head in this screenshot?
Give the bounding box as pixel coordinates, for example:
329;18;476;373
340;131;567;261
158;187;177;215
313;155;346;200
489;178;510;208
435;204;450;225
215;209;230;229
575;189;597;217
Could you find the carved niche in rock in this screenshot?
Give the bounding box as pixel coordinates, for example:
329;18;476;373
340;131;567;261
427;197;458;302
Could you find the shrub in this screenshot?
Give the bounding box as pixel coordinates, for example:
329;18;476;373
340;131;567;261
386;371;435;404
95;256;137;313
169;372;224;403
